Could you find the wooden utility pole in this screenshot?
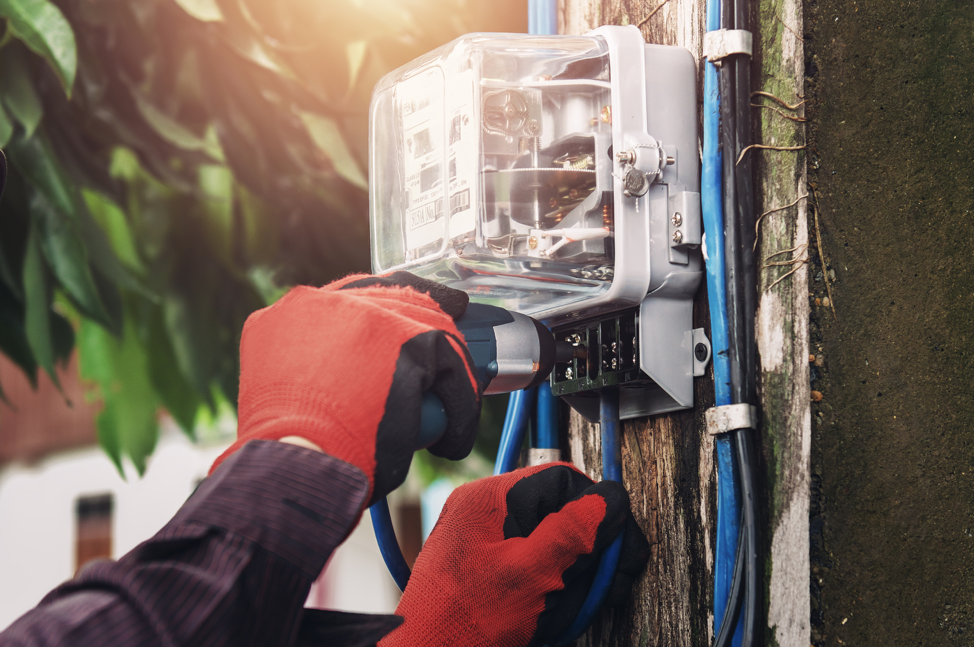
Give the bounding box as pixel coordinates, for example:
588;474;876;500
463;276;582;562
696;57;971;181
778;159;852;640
557;1;810;645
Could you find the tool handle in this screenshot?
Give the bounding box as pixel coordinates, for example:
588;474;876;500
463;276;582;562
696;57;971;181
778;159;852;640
417;392;448;450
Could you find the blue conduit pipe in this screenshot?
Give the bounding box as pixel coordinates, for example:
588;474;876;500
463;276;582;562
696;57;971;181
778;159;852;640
703;0;744;640
547;389;623;646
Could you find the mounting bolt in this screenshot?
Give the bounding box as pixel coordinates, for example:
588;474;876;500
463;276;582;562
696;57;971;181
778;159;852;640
565;367;574;379
672;230;684;244
671;212;683;227
695;343;708;361
623;168;649;197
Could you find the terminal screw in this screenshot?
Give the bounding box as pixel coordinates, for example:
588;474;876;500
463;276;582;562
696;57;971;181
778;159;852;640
528;236;539;250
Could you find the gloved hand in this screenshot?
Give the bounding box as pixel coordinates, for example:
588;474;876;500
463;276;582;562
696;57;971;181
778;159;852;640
210;272;482;504
381;463;650;647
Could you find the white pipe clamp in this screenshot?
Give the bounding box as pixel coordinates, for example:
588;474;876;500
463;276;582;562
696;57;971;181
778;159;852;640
705;403;758;435
703;29;753;63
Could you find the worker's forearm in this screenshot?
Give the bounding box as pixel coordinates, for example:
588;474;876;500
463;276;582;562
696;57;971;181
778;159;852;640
0;441;369;646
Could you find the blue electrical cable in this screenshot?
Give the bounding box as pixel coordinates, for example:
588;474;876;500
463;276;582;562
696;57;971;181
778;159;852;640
535;383;560;449
494;387;537;475
528;0;556;37
372;386;537;592
370;498;412;592
525;6;621;643
703;0;744;640
546;389;623;647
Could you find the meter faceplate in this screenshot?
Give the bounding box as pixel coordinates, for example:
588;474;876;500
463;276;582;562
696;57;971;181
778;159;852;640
370;26;705;415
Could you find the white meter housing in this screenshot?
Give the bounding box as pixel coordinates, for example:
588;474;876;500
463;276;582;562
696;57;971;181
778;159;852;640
370;26;708;417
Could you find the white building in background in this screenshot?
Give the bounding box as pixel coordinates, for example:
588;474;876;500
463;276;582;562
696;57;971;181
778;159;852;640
0;356;401;632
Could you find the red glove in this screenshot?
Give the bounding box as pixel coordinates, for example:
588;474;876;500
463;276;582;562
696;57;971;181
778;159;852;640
381;463;649;647
211;272;482;503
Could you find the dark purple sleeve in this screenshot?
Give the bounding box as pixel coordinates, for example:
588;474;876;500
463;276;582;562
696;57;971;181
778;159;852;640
0;440;370;647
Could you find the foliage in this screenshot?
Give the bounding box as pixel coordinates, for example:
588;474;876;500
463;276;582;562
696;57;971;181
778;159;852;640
0;0;526;473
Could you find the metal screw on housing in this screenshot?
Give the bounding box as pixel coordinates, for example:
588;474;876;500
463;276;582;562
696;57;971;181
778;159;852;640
672;230;684;244
672;213;683;227
695;343;708;361
616;149;636;165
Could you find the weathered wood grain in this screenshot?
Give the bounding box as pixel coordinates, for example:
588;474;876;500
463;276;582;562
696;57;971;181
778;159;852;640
557;0;809;645
753;0;810;645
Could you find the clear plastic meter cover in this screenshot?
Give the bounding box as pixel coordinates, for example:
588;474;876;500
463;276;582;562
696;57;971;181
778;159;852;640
370;33;614;319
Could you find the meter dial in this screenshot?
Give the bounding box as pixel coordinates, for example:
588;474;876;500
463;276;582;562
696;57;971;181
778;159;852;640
483;89;533;138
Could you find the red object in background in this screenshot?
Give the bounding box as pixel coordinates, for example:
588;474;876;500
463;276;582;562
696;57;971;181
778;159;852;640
0;353;99;467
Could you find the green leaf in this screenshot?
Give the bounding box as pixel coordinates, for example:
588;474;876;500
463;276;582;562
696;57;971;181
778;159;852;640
0;280;37;387
77;315;160;477
0;0;77;95
247;266;287;305
299;111;368;189
49;304;74;365
129;87;224;162
28;190;111;327
22;225;59;388
141;303;200;433
108;146;140;182
0;103;12;148
198;164;234;265
171;0;224;22
7;133;117;328
82;189;144;273
0;45;44;138
7;131;78;219
236;183;278;264
223;27;301;83
0;162;28;300
163;292;219;400
78;198;155;308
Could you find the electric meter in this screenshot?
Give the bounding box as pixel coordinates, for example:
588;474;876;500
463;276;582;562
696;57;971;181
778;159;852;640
369;26;710;418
